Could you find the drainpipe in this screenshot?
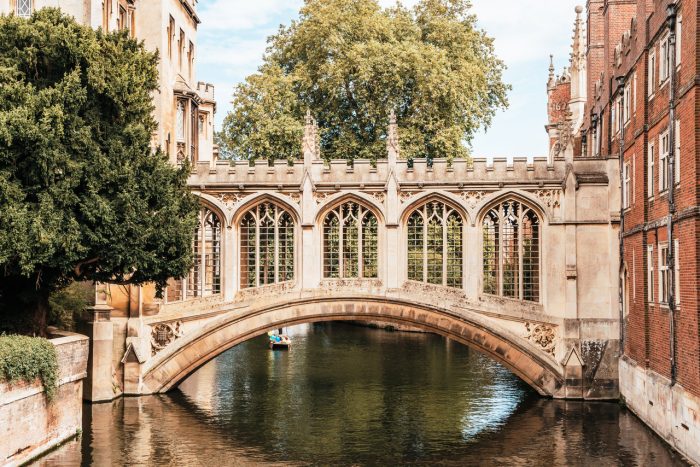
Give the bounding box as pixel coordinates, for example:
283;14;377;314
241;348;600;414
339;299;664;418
616;75;626;350
665;3;678;385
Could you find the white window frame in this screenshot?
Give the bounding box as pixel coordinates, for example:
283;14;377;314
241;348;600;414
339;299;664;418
16;0;32;17
674;119;680;184
674;239;680;306
648;49;656;97
632;72;637;114
623;162;631;209
647;142;655;198
612;98;618;135
647;245;654;303
676;15;682;67
659;34;670;84
658;243;669;306
659;130;669;192
623;83;631;124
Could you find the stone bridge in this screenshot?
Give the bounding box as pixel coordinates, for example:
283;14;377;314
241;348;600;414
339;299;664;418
86;117;621;402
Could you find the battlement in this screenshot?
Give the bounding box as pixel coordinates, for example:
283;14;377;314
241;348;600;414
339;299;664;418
189;156;573;189
196;82;215;102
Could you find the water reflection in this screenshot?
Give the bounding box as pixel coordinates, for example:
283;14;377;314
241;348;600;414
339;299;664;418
36;322;687;466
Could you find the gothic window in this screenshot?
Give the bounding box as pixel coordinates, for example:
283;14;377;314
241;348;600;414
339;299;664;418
323;201;378;279
482;200;540;302
240;203;295;289
176;100;185;141
407;201;463;288
187;208;222;298
16;0;32;17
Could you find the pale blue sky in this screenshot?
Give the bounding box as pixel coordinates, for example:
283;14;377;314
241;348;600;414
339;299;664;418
196;0;581;158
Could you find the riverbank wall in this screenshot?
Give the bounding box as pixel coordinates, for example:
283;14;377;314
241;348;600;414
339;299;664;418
620;356;700;465
0;331;89;467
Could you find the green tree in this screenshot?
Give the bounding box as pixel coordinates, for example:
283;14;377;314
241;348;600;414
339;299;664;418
219;0;509;163
0;9;199;335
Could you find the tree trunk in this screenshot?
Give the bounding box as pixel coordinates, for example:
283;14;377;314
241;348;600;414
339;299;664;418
29;291;50;337
0;275;50;336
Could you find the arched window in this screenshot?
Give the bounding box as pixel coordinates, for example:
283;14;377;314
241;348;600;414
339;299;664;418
186;208;222;298
482;200;540;302
240;202;295;289
323;201;378;279
407;201;463;288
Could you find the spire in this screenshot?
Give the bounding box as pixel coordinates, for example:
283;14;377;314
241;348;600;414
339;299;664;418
547;55;556;90
570;5;586;74
387;109;399;165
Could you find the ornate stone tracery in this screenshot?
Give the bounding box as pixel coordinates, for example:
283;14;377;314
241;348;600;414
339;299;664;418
456;190;486;209
151;321;184;356
524;322;556;355
215;192;246;211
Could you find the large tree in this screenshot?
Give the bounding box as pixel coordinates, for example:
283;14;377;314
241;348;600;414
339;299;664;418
0;9;199;334
219;0;509;162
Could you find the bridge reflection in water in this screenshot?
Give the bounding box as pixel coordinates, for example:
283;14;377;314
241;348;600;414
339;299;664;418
38;323;686;466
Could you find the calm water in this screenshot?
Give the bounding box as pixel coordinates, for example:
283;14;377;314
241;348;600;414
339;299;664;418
37;322;687;466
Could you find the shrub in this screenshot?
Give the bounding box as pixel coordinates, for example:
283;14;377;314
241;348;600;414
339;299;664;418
0;335;59;400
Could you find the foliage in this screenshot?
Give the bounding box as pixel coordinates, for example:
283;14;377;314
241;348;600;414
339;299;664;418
0;9;200;333
219;0;509;163
48;282;94;331
0;334;59;399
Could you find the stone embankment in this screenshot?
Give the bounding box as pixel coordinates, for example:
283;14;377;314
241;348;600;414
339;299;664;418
0;330;89;467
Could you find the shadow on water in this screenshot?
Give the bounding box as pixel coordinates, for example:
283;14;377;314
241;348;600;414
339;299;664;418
35;322;688;466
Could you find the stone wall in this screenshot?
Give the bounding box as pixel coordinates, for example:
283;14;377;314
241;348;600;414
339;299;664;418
0;331;89;467
620;356;700;464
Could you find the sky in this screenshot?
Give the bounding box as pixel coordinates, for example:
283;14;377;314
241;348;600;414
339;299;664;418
195;0;582;158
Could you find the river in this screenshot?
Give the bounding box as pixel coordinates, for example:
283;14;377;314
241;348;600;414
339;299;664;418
36;322;688;466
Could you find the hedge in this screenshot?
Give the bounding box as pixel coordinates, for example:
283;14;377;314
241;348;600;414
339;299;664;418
0;335;59;399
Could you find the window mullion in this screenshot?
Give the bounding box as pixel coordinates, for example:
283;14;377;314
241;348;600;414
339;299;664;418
518;212;524;300
442;213;448;286
358;210;364;278
274;208;279;284
338;209;344;279
255;211;261;288
422;209;428;283
498;212;504;296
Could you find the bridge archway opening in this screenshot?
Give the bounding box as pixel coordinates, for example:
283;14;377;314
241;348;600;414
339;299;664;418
141;299;564;398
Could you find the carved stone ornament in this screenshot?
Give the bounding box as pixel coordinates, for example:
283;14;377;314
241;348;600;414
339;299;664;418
370;192;386;205
401;280;466;300
236;281;296;301
215;192;246;211
552;116;573;158
534;189;561;209
286;192;301;205
399;191;415;203
314;192;334;205
524;322;556;355
321;279;384;290
456;191;486;210
151;321;184;356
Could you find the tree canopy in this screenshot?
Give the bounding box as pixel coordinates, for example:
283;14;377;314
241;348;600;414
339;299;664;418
219;0;509;162
0;9;199;333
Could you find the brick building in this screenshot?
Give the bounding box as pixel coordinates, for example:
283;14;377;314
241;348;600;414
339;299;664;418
548;0;698;460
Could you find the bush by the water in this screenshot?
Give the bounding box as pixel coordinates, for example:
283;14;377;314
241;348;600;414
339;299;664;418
0;335;58;399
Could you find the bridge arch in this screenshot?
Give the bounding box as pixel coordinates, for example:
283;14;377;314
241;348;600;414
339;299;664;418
140;297;565;397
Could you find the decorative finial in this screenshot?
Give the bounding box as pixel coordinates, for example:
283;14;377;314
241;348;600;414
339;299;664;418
575;5;583;15
549;55;555;76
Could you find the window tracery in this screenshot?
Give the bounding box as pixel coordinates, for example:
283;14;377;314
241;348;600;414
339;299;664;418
482;200;540;302
407;201;463;288
240;203;295;289
323;201;378;279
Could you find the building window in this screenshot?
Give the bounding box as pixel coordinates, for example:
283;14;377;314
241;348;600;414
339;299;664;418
323;201;378;279
647;245;654;302
16;0;32;17
659;130;669;192
178;29;185;70
188;41;195;82
611;98;618;135
659;35;670;83
168;16;174;59
188;208;222;298
623;162;631;209
482;200;540;302
676;16;682;66
648;50;656;96
623;83;631;124
648;142;655;198
407;201;463;288
674;239;680;306
117;5;127;31
240;202;295;289
674;119;680;184
659;243;669;305
176;100;186;141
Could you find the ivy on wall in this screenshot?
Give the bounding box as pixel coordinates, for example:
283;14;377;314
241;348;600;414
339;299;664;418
0;335;58;400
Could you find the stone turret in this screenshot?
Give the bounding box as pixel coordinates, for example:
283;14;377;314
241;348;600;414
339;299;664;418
569;5;587;135
303;110;320;167
387;110;400;165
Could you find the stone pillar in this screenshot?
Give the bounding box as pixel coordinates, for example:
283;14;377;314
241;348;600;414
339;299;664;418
85;284;116;402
